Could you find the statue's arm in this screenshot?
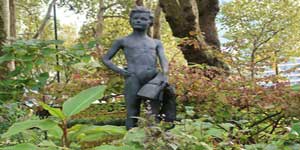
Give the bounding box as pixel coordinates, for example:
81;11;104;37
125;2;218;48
102;39;130;76
156;40;169;75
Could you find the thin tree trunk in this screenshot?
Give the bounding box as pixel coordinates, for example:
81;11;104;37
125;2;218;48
33;0;56;39
9;0;15;39
274;50;279;75
250;50;256;83
95;0;104;56
153;3;161;39
2;0;9;38
8;0;15;71
0;0;7;48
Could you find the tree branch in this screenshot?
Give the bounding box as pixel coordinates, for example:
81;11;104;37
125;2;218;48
249;112;281;128
101;2;120;11
254;50;280;65
33;0;56;39
103;15;128;19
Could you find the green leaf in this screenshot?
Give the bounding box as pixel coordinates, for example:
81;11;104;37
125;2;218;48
41;47;56;55
0;54;14;64
78;125;126;142
46;40;64;45
87;40;97;49
68;124;126;143
94;145;139;150
68;124;92;141
219;123;235;131
37;72;49;86
206;128;225;139
1;119;62;138
199;142;213;150
123;128;145;147
245;144;266;150
0;143;38;150
62;85;106;117
79;131;109;142
37;140;60;150
291;122;300;135
72;43;85;51
292;85;300;91
40;102;66;120
19;55;34;62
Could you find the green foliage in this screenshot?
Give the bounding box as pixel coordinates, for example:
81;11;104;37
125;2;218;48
1;85;107;149
0;103;28;134
94;145;138;150
0;143;38;150
0;40;59;101
39;102;66;120
63;85;106;117
69;124;126;149
2;0;300;149
220;0;300;77
0;39;95;102
1;119;62;139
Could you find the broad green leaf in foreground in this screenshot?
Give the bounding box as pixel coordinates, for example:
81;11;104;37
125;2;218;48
1;119;62;138
94;145;140;150
291;122;300;136
63;85;106;117
123;128;145;145
0;54;14;64
68;124;126;142
40;102;66;120
0;143;38;150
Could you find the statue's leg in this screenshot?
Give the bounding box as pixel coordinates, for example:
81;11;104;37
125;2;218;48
148;99;161;122
160;86;176;122
124;75;142;130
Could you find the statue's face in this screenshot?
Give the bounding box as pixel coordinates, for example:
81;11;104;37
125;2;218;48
130;12;151;30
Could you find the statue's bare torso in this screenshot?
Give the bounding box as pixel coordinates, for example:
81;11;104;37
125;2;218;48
121;35;159;82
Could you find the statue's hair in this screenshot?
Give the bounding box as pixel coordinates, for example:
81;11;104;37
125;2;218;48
129;6;154;26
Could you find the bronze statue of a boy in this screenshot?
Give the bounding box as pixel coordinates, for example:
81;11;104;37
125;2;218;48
102;6;176;130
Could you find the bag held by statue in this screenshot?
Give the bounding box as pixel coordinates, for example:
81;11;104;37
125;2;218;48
137;72;167;100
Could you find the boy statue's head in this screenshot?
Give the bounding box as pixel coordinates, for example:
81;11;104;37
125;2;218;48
129;6;154;30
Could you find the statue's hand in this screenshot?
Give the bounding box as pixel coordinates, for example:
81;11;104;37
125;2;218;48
123;70;133;78
162;74;169;83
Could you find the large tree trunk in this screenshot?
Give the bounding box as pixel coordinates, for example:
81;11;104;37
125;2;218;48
0;0;9;79
159;0;226;68
153;3;162;39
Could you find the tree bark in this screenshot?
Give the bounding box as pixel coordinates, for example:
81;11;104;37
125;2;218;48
8;0;15;71
95;0;104;56
9;0;15;39
159;0;226;68
0;0;9;79
196;0;220;49
136;0;144;6
153;3;161;39
0;0;6;48
159;0;200;38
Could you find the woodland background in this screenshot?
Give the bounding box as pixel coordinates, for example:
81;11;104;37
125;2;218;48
1;0;300;149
